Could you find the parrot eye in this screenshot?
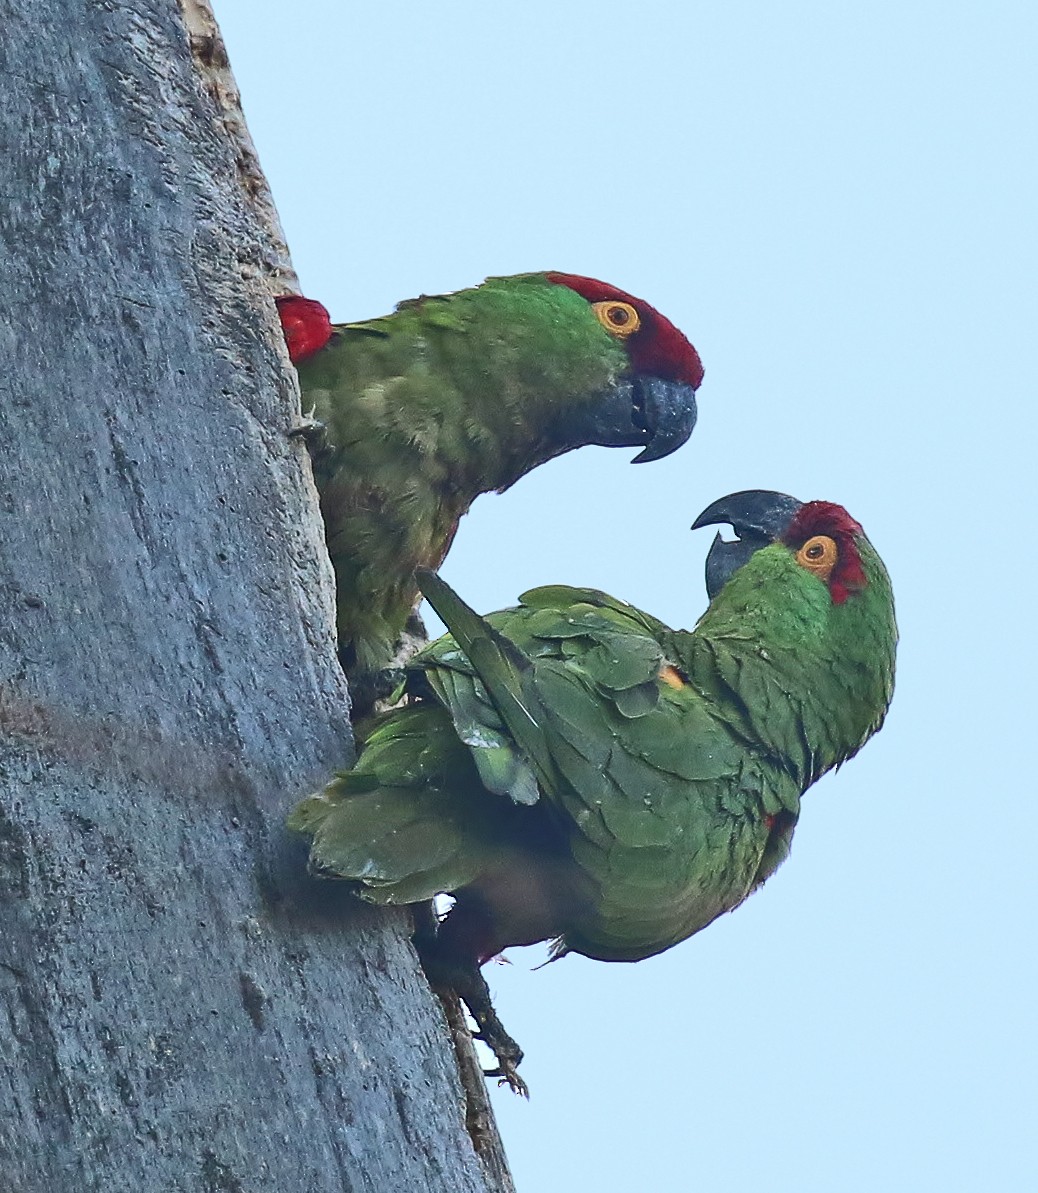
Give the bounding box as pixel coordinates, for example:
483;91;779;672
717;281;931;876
592;300;641;338
795;535;838;583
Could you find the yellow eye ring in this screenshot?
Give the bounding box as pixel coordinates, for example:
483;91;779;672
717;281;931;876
592;300;641;338
795;535;838;582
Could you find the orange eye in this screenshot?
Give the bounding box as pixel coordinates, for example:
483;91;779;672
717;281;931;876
795;535;838;582
592;300;641;337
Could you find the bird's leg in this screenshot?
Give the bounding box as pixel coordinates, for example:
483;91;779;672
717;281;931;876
453;961;527;1097
344;614;428;717
422;947;528;1097
414;905;528;1097
347;665;408;715
288;411;330;455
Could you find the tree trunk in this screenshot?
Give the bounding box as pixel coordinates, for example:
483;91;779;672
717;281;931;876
0;2;511;1189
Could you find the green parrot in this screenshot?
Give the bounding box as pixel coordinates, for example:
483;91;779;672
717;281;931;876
276;273;702;705
288;491;897;1090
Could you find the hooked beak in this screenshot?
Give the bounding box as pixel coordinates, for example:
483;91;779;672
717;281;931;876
631;377;700;463
691;490;804;599
558;376;698;462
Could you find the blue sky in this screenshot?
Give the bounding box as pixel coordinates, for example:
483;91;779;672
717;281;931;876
213;3;1036;1188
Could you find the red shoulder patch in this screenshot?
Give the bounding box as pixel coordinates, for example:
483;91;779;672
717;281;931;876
276;295;333;364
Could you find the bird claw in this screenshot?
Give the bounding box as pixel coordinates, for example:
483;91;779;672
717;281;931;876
417;929;529;1096
343;665;408;720
288;415;330;453
483;1063;530;1098
459;989;527;1096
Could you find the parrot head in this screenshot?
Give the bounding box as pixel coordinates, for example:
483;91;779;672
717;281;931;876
692;490;872;603
692;489;897;775
542;272;702;463
277;273;703;465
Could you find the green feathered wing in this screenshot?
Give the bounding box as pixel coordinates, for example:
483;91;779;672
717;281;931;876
289;577;806;962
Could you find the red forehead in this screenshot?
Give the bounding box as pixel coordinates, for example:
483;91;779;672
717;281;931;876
545;272;704;389
785;501;867;605
785;501;864;544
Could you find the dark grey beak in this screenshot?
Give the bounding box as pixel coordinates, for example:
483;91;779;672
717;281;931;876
557;376;698;462
692;490;804;599
631;377;699;463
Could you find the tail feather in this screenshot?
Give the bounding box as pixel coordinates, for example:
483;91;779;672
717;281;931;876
417;569;557;792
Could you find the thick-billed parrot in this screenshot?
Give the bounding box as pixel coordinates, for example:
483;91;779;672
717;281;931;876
276;273;703;706
289;491;896;1090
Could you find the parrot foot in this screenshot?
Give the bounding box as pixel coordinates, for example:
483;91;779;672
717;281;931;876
415;918;529;1097
475;1040;528;1097
465;986;528;1097
341;664;408;721
288;414;330;454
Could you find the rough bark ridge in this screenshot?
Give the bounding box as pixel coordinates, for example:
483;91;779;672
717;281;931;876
0;2;510;1189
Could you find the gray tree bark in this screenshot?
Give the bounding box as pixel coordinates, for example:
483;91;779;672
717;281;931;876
0;2;512;1189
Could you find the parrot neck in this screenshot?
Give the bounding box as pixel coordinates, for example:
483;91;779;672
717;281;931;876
684;545;897;790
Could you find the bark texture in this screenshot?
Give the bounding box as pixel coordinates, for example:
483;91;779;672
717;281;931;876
0;2;511;1189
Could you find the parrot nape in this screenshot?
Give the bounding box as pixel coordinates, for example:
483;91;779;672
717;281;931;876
288;491;897;1091
275;273;703;709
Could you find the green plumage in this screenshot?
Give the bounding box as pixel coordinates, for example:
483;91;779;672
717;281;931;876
296;274;664;681
289;519;897;966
